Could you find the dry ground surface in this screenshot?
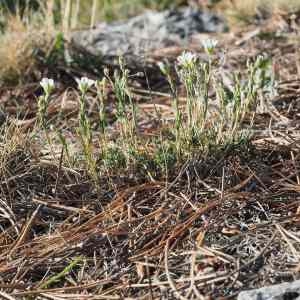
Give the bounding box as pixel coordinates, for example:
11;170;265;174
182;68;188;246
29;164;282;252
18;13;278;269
1;8;300;300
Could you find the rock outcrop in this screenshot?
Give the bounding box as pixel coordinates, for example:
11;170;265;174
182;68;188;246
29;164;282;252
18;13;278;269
72;7;225;59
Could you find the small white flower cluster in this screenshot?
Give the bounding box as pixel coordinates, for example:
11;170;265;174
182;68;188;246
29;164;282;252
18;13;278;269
201;38;218;55
76;77;95;94
40;76;96;95
177;51;197;68
175;39;218;69
40;78;55;95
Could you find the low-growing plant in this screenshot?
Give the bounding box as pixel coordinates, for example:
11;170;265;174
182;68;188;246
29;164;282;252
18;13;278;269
158;61;182;155
38;78;57;158
173;39;274;155
107;58;137;155
96;77;109;135
57;129;72;165
127;145;156;177
102;145;127;170
35;42;275;181
154;139;177;174
213;54;274;143
76;76;98;181
38;78;55;129
176;39;218;148
87;47;274;176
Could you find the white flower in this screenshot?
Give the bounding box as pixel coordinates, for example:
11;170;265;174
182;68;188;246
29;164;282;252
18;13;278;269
201;38;218;55
177;51;197;68
40;78;55;95
76;77;95;93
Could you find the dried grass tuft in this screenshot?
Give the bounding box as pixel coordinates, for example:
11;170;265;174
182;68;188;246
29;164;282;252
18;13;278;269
0;15;54;85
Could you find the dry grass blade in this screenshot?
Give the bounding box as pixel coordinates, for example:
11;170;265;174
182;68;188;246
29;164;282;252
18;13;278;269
0;291;16;300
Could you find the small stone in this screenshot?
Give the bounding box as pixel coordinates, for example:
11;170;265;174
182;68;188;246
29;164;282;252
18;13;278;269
238;280;300;300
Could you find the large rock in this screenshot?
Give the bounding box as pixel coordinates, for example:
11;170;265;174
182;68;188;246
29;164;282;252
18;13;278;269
238;281;300;300
71;7;225;58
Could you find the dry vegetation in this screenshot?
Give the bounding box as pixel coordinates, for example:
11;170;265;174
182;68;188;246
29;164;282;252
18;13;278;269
0;1;300;299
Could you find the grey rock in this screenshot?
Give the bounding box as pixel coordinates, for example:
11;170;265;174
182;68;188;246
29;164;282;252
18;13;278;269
71;7;225;58
238;280;300;300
